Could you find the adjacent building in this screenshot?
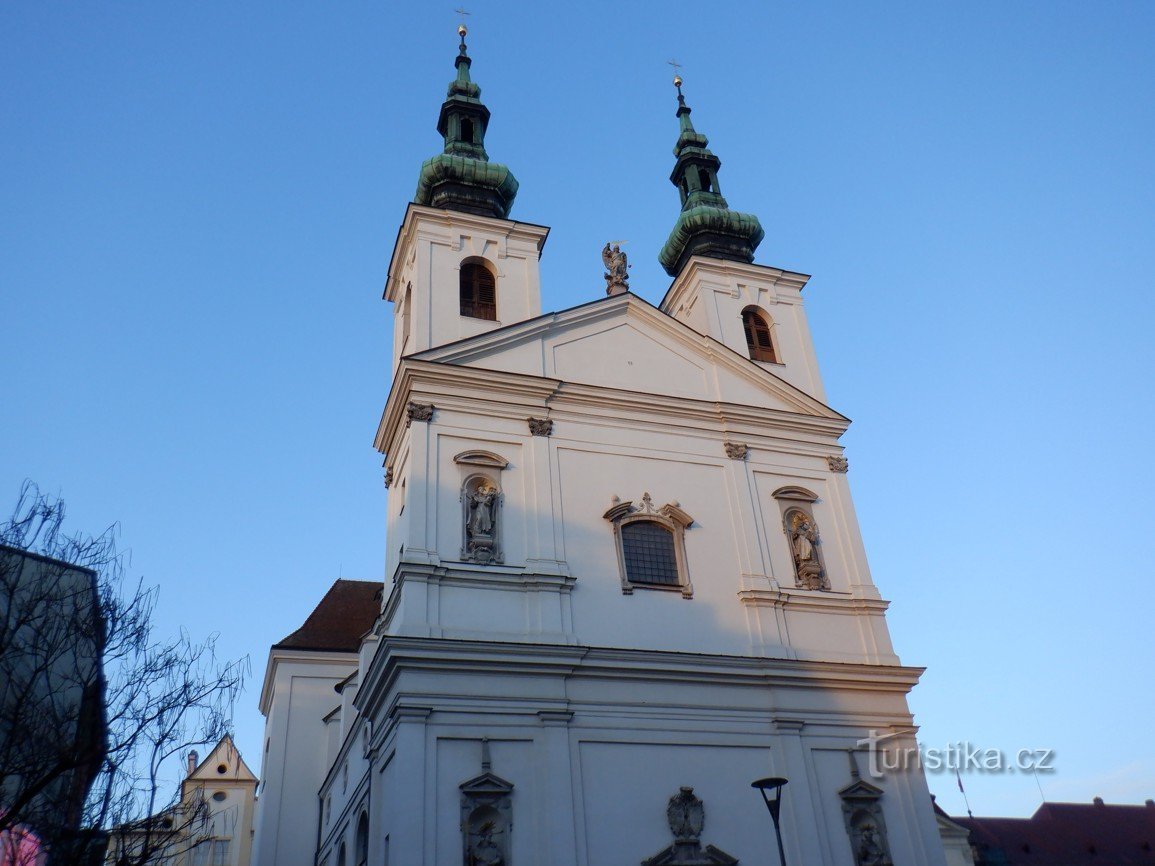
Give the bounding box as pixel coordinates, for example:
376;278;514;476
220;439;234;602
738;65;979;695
105;736;257;866
0;544;107;866
957;799;1155;866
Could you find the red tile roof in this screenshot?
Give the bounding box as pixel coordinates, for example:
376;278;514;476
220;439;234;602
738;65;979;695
957;800;1155;865
273;579;382;653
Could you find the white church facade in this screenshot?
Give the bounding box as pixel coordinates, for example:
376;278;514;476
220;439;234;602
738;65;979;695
252;27;953;866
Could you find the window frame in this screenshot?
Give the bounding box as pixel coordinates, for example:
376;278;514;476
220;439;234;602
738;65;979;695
459;259;497;321
741;307;779;364
604;494;694;598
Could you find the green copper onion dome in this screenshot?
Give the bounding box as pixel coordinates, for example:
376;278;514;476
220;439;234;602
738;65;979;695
414;25;518;219
658;76;764;276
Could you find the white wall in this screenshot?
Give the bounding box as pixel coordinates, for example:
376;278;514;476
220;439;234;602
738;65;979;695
251;652;357;866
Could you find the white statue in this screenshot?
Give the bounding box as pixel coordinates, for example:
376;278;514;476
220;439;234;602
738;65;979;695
467;483;498;538
602;243;630;294
792;516;817;563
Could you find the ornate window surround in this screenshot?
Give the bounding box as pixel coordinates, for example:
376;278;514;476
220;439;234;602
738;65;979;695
603;493;695;598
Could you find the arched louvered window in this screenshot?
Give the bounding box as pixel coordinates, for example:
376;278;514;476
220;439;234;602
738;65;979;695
460;261;496;320
741;307;777;363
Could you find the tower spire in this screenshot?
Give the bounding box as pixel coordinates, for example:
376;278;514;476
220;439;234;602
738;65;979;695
413;24;519;219
657;75;764;277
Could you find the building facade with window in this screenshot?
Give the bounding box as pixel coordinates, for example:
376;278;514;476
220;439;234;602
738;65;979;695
106;736;256;866
253;29;951;866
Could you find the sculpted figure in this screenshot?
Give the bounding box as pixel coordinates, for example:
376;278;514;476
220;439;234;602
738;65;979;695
855;824;890;866
468;822;504;866
602;243;630;293
467;483;498;538
791;516;818;563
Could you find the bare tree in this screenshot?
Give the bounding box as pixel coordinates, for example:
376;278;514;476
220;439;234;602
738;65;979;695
0;483;246;866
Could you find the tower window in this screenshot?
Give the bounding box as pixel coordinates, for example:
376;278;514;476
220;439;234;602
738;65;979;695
742;307;777;363
698;168;712;193
460;261;497;320
604;493;695;597
461;117;475;143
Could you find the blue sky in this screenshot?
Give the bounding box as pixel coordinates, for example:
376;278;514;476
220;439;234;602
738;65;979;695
2;1;1152;818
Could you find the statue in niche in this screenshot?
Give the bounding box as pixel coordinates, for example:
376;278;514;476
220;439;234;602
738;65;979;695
468;484;498;536
466;819;505;866
459;740;513;866
788;510;828;590
463;477;502;564
852;821;891;866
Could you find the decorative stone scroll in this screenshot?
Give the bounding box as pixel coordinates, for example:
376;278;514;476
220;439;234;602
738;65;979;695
723;442;748;460
827;456;849;473
641;787;737;866
383;467;394;489
527;417;553;437
406;402;434;427
460;740;513;866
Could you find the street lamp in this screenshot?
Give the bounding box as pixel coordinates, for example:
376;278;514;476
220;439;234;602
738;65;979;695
751;777;789;866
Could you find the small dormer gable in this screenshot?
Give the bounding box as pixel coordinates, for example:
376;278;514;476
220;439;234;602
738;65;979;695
186;735;258;784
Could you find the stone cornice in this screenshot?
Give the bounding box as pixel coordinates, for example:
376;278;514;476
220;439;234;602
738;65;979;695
356;636;926;725
408;293;842;424
737;589;892;617
384;203;550;303
258;646;359;715
374;359;850;463
660;256;812;315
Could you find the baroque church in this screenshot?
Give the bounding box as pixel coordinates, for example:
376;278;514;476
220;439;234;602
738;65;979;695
251;26;956;866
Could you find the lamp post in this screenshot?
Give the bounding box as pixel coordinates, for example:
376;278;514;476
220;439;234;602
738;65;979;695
751;777;789;866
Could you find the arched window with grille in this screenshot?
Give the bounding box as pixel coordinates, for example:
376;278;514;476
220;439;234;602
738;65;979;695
604;494;694;597
460;260;497;320
741;307;778;363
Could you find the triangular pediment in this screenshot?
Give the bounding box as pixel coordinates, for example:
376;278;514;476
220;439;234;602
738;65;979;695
459;770;514;796
187;735;257;783
411;294;843;420
838;778;884;801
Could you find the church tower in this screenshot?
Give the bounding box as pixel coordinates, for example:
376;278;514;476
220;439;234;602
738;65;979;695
385;24;548;372
254;32;952;866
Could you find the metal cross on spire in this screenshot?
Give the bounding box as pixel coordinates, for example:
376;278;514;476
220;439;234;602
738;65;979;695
667;58;684;89
455;7;470;44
